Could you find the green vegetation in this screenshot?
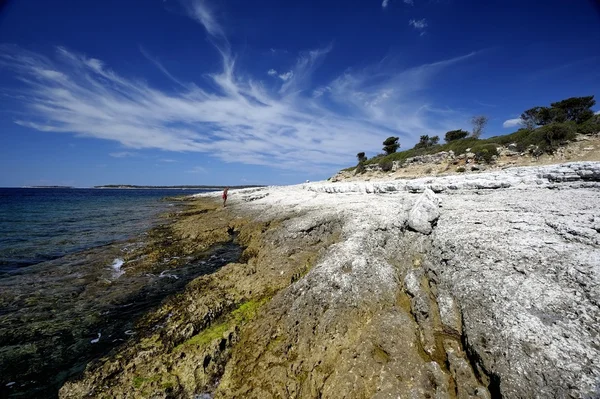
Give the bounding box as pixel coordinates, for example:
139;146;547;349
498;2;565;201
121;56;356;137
355;95;597;169
471;143;499;163
174;298;269;351
383;136;400;155
521;96;596;127
355;152;367;174
379;159;393;172
445;129;470;142
133;375;160;389
414;135;440;149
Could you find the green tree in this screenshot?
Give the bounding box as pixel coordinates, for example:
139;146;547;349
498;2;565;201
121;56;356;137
550;96;596;124
521;107;544;129
415;135;440;149
356;152;367;163
383;136;400;155
471;115;488;138
444;129;469;142
414;135;430;149
521;96;596;127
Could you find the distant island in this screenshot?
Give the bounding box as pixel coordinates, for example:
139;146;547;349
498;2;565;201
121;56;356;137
24;186;75;189
94;184;264;190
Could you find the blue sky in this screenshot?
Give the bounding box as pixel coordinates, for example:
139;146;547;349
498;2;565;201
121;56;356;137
1;0;599;187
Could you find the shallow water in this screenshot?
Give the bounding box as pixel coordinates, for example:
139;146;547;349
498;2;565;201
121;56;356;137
0;188;240;398
0;188;201;273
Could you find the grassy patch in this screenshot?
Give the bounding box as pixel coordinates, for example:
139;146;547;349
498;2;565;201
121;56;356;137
174;298;269;351
132;375;160;389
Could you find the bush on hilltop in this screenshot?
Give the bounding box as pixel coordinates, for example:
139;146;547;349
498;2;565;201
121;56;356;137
350;94;596;171
445;129;470;142
383;137;400;155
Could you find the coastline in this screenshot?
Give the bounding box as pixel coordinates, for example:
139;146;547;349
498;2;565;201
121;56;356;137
0;194;238;398
60;162;600;398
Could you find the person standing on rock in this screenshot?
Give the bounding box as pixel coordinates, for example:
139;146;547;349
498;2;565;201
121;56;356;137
222;187;229;207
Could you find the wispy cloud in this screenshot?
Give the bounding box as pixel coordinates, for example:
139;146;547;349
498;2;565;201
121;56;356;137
0;0;476;173
181;0;225;39
109;151;137;158
502;118;523;128
409;18;428;35
267;68;277;76
140;46;188;88
404;0;414;5
475;99;496;108
382;0;390;8
159;158;177;163
278;71;293;81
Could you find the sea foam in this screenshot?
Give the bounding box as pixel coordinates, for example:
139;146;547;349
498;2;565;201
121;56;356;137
111;258;125;278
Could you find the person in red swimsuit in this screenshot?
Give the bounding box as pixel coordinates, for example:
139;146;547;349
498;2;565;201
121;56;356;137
222;187;229;207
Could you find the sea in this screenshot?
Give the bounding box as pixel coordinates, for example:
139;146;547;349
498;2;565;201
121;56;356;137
0;188;241;398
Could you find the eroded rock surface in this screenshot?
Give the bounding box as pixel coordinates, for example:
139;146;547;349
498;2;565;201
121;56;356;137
60;162;600;398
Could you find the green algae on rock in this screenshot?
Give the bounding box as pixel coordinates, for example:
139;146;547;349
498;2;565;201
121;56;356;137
59;197;342;398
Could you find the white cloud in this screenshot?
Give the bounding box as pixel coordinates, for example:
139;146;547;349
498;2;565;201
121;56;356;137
267;69;277;76
0;0;477;173
409;18;427;30
404;0;414;5
182;0;225;39
503;118;523;128
595;110;600;115
278;71;293;81
382;0;390;8
159;159;177;163
109;151;137;158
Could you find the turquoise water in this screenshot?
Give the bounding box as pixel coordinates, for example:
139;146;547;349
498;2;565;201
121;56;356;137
0;188;201;274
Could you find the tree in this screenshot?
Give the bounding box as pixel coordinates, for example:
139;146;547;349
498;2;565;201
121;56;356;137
414;135;440;149
521;107;544;129
356;152;367;163
444;129;469;142
383;136;400;155
521;96;596;127
414;135;430;149
471;115;488;138
550;96;596;124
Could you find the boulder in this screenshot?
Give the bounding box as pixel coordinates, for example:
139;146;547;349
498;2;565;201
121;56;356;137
407;188;440;235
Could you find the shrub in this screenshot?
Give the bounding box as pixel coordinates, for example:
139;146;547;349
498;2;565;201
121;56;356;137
355;162;366;174
577;119;600;135
379;160;393;172
456;166;466;173
414;135;440;149
383;137;400;155
445;129;470;142
472;143;499;164
524;123;577;153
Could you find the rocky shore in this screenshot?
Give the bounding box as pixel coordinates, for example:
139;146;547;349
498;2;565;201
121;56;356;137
60;162;600;398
